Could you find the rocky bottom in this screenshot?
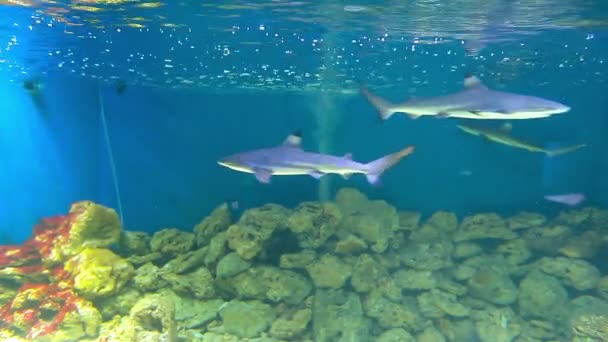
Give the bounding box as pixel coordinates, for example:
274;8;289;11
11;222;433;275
0;187;607;342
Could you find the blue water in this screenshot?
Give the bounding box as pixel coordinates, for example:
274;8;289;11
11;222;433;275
0;1;607;241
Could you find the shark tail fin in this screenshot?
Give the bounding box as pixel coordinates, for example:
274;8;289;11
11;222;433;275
360;86;397;121
546;144;587;157
365;145;415;184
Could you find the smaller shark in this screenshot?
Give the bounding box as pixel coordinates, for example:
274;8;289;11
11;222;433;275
457;123;587;157
218;131;414;184
360;74;570;121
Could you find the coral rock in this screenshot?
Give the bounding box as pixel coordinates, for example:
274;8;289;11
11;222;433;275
400;241;453;271
150;228;195;258
518;270;568;322
411;211;458;242
287;201;341;249
269;307;312;340
334;234;368;255
507;212;546;230
314;289;372;342
537;257;601;291
194;203;232;247
226;204;290;260
468;266;518;305
218;266;311;305
305;254;352;289
216;252;251;278
129;292;178;342
335;188;398;253
455;213;516;241
64;247;134;299
219;300;276;338
279;249;316;269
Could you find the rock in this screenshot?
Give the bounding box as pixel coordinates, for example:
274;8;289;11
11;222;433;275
468;266;518;305
194;203;232;247
364;290;421;330
518;270;568;322
269;307;312;340
522;225;572;255
162;266;215;299
507;212;546;230
473;306;521;342
126;252;163;266
219;266;312;305
393;269;437;290
219;300;276;338
133;262;169;291
287;201;341;249
129;292;178;342
496;239;532;265
558;230;602;259
97;287;141;319
436;317;477;342
411;211;458;242
350;254;386;293
452;263;478;282
216;252;251;278
418;289;471;318
455;213;516;241
400;240;453;271
417;325;447;342
567;296;608;322
161;247;208;274
118;231;151;256
453;242;482;259
314;289;372;342
598;276;608;300
398;211;421;231
537;257;600;290
377;328;415;342
204;231;228;266
555;208;592;226
335;188;398;253
226;204;290;260
570;314;608;341
150;228;195;258
64;247;134;299
305;254;352;289
175;297;225;329
279;249;316;269
334;234;368;255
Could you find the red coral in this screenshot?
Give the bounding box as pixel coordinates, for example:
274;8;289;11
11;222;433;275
0;204;89;338
0;283;80;339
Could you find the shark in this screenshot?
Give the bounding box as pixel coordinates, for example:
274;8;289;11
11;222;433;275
218;131;414;184
457;123;587;157
360;74;571;121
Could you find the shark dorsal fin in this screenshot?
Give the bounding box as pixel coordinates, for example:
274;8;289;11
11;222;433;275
463;74;487;90
282;130;302;147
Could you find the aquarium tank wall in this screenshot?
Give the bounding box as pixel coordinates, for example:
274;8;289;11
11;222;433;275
0;1;607;341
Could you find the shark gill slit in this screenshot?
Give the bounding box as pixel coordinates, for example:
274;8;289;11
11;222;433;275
98;86;124;225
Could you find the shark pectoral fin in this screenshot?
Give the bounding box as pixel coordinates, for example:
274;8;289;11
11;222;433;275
341;173;351;180
309;171;324;179
253;168;273;183
408;114;421;120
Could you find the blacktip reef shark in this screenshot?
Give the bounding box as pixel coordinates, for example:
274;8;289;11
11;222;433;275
457;123;587;157
218;131;414;184
360;74;571;121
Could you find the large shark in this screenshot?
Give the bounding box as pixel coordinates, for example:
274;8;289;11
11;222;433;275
360;74;570;121
218;131;414;184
